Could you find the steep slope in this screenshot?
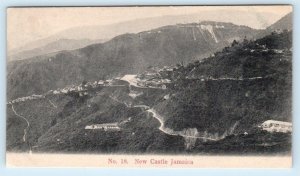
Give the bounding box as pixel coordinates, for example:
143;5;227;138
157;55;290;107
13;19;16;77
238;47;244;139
267;12;292;31
7;80;186;153
7;22;260;99
9;9;280;55
154;31;292;136
7;31;292;154
256;12;292;38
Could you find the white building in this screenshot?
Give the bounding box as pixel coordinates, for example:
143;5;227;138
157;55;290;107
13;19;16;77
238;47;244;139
163;94;170;100
85;123;121;131
61;89;69;94
53;90;60;94
77;86;83;91
259;120;292;133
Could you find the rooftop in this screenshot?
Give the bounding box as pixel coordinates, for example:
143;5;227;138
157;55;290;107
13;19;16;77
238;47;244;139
263;120;292;126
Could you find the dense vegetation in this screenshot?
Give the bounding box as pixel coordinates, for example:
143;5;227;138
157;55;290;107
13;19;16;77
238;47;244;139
7;22;259;100
7;83;184;153
7;13;292;154
155;31;292;135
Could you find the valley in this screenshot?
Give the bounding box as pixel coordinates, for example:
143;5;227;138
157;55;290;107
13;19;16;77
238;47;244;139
7;21;261;100
6;12;292;155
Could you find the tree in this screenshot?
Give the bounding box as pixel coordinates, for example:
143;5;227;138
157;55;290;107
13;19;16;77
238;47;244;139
243;36;249;44
231;40;239;47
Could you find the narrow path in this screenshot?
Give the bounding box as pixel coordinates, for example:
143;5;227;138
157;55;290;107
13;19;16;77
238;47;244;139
209;76;263;81
11;104;32;153
186;75;273;81
146;109;174;135
104;85;126;87
147;108;219;141
108;93;219;141
187;76;265;81
11;105;29;142
109;95;130;108
48;99;57;108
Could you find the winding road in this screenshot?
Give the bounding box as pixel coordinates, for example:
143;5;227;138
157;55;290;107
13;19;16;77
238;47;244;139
146;108;219;141
208;76;263;81
11;104;32;153
108;89;220;141
187;76;268;81
11;104;30;142
8;74;257;149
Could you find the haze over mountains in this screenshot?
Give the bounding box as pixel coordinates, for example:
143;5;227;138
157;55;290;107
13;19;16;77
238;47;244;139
8;38;104;61
7;10;293;154
8;10;287;61
7;28;292;154
7;11;293;99
256;12;292;38
7;21;261;99
267;12;292;31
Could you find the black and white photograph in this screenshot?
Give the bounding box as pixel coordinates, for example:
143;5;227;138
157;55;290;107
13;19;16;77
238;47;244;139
6;6;293;167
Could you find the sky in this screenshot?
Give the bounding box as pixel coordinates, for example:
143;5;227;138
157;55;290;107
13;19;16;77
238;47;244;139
7;6;292;50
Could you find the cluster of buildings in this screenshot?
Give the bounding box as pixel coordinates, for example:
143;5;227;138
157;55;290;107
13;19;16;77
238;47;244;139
247;40;290;55
8;68;174;105
136;67;173;89
259;120;292;133
85;122;121;131
145;30;162;34
136;78;171;89
8;94;45;104
50;79;114;95
85;117;133;132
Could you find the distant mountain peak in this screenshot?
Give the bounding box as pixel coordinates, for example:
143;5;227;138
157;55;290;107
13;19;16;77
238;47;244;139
8;21;260;99
267;12;292;31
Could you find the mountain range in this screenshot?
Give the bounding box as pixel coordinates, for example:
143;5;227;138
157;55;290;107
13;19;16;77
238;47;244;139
7;21;261;99
6;30;292;154
267;12;292;31
6;12;293;154
8;10;284;61
256;12;292;38
8;38;104;61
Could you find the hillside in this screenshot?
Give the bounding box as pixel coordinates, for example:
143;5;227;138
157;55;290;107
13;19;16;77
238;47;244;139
256;12;292;39
267;12;292;31
9;9;280;55
7;21;260;100
154;30;292;136
7;80;186;153
7;31;292;154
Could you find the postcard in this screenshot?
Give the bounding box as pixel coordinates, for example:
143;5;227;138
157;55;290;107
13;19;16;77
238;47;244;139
6;5;293;167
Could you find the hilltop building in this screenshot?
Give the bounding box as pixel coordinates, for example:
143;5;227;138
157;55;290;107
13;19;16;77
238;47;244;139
259;120;292;133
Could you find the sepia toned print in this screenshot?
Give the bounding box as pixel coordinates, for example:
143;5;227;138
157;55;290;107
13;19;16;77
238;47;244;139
6;6;292;167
